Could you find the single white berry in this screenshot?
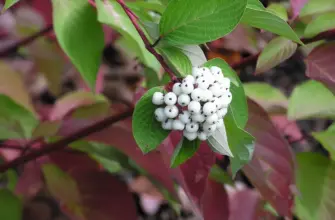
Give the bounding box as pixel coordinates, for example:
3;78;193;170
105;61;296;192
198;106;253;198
164;92;177;105
162;119;173;130
203;102;216;116
212;98;222;109
154;108;167;122
188;101;201;114
172;119;185;131
217;108;228;118
216;118;224;128
203;72;215;85
197;131;208;141
178;94;191;107
192;67;203;79
209;83;221;97
191;113;205;123
203;122;217;133
185;122;199;133
181;81;194;94
206;113;219;125
210;66;223;76
172;83;182;95
202;89;213;102
221;77;231;90
179;111;191;124
183;75;195;84
199;67;212;76
183;130;197;141
196;77;210;90
221;92;232;108
164;105;179;118
152;92;164;105
191;88;203;102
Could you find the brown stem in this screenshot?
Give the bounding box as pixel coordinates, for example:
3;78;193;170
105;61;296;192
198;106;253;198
0;109;133;173
0;25;53;58
115;0;177;82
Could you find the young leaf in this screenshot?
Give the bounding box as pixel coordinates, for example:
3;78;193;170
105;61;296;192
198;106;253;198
51;0;104;89
133;87;170;153
288;80;335;120
207;125;234;157
304;13;335;38
295;153;335;220
159;0;248;45
204;58;248;128
267;3;288;21
0;189;22;220
241;0;302;44
170;138;200;168
159;46;192;76
256;37;297;74
2;0;19;12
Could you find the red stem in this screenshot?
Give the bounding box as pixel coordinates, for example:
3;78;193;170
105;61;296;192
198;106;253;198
115;0;177;82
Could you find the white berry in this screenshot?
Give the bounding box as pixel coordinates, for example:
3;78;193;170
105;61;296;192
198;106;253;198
191;113;205;123
172;119;185;131
197;131;208;141
196;77;210;90
181;81;194;94
206;113;219;125
216;118;224;128
179;111;191;124
172;83;182;95
178;94;191;107
191;88;203;102
212;98;222;109
203;122;217;133
217;108;228;118
162;119;173;130
164;92;177;105
209;83;221;97
164;105;179;118
185;122;199;133
202;90;213;102
152;92;164;105
183;75;195;84
192;67;203;79
154;108;167;122
183;130;197;141
210;66;222;76
221;77;231;89
188;101;201;114
221;92;232;108
199;67;212;76
203;102;216;116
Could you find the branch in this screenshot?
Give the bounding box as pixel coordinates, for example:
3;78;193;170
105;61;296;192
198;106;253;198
231;29;335;70
0;25;53;58
115;0;177;82
0;109;133;173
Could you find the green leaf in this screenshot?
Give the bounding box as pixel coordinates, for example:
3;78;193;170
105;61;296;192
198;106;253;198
133;87;170;153
243;82;288;113
256;36;297;74
2;0;19;12
304;13;335;38
295;153;335;220
159;46;192;77
209;165;234;185
312;127;335;160
177;45;207;67
207;125;234;157
300;0;335;18
159;0;247;45
204;58;248;128
288;80;335;120
52;0;104;89
266;3;288;21
144;67;161;89
32;121;61;139
127;1;165;14
0;189;22;220
224;108;255;176
241;0;302;44
170;138;200;168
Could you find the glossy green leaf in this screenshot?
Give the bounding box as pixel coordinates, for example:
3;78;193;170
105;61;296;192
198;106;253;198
241;0;302;44
288;80;335;120
207;125;233;157
178;45;207;67
170;138;200;168
267;3;288;21
52;0;104;89
300;0;335;18
304;13;335;38
127;1;165;14
0;190;22;220
243;82;288;113
295;153;335;220
312;126;335;160
159;0;247;45
2;0;19;12
204;58;248;128
256;37;297;74
133;87;170;153
159;46;192;76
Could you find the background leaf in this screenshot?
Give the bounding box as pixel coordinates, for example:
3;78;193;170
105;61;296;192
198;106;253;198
312;126;335;160
2;0;19;12
304;13;335;38
159;0;247;45
290;0;309;19
267;3;288;21
0;189;22;220
170;138;200;168
300;0;335;18
52;0;104;89
256;37;297;74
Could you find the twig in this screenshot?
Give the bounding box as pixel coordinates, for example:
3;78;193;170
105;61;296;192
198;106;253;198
115;0;177;82
0;25;53;58
0;109;133;173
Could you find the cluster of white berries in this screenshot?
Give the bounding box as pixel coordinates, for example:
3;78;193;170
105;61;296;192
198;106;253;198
152;66;232;141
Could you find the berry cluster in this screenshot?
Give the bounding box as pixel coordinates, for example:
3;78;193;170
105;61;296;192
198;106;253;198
152;66;232;141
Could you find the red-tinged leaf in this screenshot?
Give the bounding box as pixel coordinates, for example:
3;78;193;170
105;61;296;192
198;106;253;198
290;0;308;19
271;115;303;142
228;189;260;220
45;152;138;220
201;179;229;220
243;99;295;217
306;43;335;93
15;162;43;197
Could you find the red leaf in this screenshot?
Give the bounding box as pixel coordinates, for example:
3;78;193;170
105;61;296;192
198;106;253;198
243;99;295;217
290;0;308;19
306;42;335;93
228;189;260;220
270;115;303;142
